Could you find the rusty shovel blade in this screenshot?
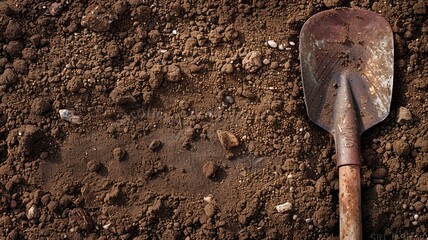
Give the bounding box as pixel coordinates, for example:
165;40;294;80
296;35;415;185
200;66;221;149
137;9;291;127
300;8;394;136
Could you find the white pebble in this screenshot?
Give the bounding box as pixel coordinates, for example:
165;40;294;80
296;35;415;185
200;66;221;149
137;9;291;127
59;109;82;124
293;215;298;220
267;40;278;48
304;132;310;139
414;214;419;220
287;174;293;179
289;41;296;46
172;29;177;35
203;195;213;203
263;58;270;65
103;223;111;230
278;44;284;50
275;202;292;213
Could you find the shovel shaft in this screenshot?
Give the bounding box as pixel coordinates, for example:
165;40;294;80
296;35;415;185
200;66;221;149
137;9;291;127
339;165;362;240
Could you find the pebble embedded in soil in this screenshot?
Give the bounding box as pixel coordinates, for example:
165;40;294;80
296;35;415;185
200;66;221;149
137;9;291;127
204;203;216;217
396;106;413;125
372;168;387;179
267;40;277;48
149;139;163;151
81;5;112;32
242;51;263;73
26;205;41;220
48;2;63;16
216;130;239;150
112;147;126;162
221;63;234;74
87;160;101;172
202;161;218;178
276;202;292;213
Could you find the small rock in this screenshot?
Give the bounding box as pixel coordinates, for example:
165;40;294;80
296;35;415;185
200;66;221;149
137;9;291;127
131;42;144;54
26;205;41;220
31;97;51;115
148;29;162;44
203;195;213;203
242;51;262;73
262;58;270;65
385;183;395;192
271;61;279;69
149;139;162;151
393;140;411;156
81;5;112;32
204;203;216;217
224;95;235;105
59;109;82;124
374;184;385;196
202;161;218;178
372;168;387;179
267;40;277;48
41;194;51;205
221;63;234;74
87;160;101;172
48;2;64;16
396;107;413;125
47;200;59;212
216;130;239;150
112;147;126;162
276;202;292;213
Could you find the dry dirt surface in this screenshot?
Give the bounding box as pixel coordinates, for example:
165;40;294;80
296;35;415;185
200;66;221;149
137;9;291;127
1;0;428;239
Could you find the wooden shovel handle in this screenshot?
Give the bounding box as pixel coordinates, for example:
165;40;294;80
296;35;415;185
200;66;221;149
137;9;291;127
339;165;362;240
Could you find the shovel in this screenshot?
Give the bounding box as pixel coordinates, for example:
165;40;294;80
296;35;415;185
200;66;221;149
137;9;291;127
299;8;393;239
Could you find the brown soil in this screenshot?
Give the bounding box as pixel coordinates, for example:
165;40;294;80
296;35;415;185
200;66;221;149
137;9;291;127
1;0;427;239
